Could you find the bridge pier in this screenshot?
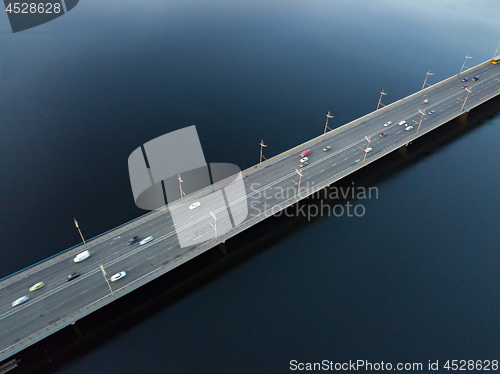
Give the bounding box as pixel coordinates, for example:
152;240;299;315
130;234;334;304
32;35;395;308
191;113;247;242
218;242;227;256
323;186;329;199
71;321;82;339
458;111;469;123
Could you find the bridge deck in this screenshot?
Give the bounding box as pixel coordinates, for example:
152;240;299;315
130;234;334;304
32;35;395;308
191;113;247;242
1;59;499;361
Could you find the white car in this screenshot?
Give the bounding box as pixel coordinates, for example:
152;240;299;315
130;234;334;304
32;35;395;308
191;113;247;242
73;250;90;263
398;120;406;126
383;121;392;127
405;125;414;131
139;236;154;245
110;271;126;282
300;157;308;163
189;202;201;210
365;147;373;153
12;295;29;307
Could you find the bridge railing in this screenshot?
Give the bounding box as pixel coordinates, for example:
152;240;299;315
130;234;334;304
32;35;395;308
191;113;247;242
1;58;494;286
2;81;500;359
2;61;500;359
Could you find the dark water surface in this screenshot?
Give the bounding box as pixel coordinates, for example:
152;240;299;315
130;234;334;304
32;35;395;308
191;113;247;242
1;0;500;373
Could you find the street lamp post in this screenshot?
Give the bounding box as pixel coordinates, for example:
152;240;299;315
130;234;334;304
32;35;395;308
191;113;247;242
358;136;371;163
74;218;86;244
100;264;113;296
292;169;303;196
412;109;426;134
209;211;217;239
458;87;472;111
459;54;472;75
494;42;500;58
421;70;434;90
376;90;387;110
259;140;267;164
324;111;334;134
178;174;186;199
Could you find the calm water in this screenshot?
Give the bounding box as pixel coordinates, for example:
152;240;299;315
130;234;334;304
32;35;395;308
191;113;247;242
1;0;500;373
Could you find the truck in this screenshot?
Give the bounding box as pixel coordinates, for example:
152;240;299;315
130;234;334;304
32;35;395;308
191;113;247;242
300;149;311;157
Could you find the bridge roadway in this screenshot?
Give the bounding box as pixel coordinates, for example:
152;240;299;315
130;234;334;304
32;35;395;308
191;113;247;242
1;59;500;361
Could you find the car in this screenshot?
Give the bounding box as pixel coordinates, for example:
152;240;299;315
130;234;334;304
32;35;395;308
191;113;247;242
398;120;406;126
127;236;140;245
300;157;308;163
323;146;331;152
462;77;468;82
365;147;372;153
462;85;468;89
29;282;45;292
73;250;90;263
421;99;428;104
472;76;479;81
67;273;80;282
12;296;29;307
379;133;386;138
299;162;308;168
189;202;201;210
428;110;435;115
110;271;126;282
383;121;392;127
405;126;414;131
139;236;154;245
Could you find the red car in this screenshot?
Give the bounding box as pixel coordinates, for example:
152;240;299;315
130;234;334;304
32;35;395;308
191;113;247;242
300;149;311;157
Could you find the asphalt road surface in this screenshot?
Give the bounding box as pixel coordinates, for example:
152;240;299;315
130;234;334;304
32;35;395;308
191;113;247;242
1;61;499;360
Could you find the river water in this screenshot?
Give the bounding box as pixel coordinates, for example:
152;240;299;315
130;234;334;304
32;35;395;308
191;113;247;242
0;0;499;373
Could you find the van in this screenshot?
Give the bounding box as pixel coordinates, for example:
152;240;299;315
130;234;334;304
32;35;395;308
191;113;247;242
73;250;90;263
300;149;311;157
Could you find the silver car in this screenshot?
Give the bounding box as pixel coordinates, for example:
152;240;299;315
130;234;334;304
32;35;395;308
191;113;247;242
12;296;29;307
110;271;127;282
139;236;154;245
73;250;90;263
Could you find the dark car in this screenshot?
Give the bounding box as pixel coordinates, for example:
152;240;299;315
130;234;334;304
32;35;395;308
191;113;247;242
127;236;140;245
462;85;468;89
299;162;308;168
428;110;435;115
462;77;468;82
379;133;386;138
472;76;479;81
67;273;80;282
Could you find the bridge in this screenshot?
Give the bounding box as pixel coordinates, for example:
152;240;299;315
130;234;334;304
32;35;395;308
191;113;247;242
1;58;499;362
